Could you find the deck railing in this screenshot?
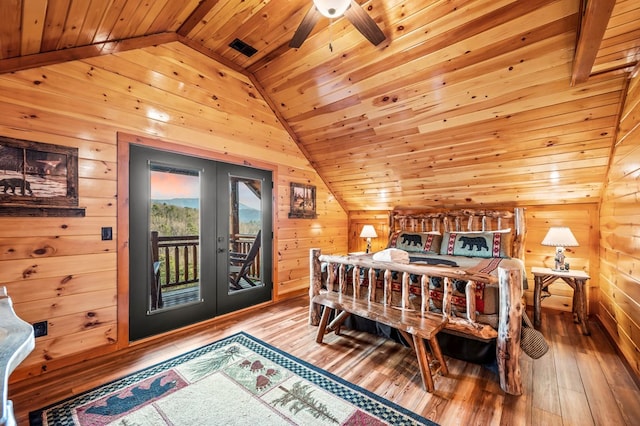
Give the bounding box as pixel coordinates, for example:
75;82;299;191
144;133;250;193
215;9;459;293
151;232;199;291
150;231;260;292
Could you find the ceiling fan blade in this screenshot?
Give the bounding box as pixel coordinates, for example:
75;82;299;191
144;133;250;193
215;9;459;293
343;0;386;46
289;5;321;48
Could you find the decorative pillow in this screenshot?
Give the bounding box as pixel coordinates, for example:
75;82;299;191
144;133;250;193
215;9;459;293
388;231;442;253
372;248;410;264
440;231;512;258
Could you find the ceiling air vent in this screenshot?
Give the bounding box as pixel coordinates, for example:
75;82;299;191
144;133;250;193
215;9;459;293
229;38;257;57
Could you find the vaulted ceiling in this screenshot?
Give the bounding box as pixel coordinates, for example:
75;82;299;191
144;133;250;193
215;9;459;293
1;0;639;210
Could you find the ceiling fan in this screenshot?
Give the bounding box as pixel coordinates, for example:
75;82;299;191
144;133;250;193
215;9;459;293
289;0;386;48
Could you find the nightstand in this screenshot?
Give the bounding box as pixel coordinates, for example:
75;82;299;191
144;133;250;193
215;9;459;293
531;266;591;335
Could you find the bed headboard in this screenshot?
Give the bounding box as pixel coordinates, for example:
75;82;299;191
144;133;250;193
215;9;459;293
389;208;526;261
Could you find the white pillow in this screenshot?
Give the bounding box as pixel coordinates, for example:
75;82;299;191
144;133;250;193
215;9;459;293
372;248;410;264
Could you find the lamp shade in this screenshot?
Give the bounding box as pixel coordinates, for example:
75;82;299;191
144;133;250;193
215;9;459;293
541;227;579;247
313;0;351;18
359;225;378;239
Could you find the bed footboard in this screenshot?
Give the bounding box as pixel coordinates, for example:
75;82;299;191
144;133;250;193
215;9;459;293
309;248;523;395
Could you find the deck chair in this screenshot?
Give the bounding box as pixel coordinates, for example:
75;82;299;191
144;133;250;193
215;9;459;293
229;230;261;290
149;258;164;310
149;233;164;309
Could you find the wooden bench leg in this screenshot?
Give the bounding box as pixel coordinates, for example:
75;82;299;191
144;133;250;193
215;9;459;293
316;306;333;343
427;336;448;376
412;334;435;392
398;330;414;351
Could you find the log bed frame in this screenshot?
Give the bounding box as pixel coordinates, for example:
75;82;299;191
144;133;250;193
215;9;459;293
309;208;526;395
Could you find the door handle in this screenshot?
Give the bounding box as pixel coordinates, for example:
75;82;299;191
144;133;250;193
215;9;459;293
217;248;225;253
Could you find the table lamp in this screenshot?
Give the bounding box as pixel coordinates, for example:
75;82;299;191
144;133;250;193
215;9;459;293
541;226;579;271
360;225;378;253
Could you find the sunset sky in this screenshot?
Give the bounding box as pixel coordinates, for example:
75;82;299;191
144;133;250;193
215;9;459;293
150;170;199;200
150;170;261;210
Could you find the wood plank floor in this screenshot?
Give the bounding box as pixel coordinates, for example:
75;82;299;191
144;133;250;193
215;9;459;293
9;296;640;425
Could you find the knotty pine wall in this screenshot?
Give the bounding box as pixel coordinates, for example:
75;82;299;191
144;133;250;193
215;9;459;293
348;204;599;312
599;73;640;377
0;41;347;380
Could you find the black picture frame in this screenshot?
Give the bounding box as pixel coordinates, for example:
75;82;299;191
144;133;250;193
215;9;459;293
288;182;316;219
0;136;85;217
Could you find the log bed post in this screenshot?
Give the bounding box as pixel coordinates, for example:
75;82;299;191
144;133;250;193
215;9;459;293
497;266;523;396
309;248;322;326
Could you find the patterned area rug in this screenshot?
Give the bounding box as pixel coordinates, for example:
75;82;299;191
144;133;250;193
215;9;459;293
30;332;437;425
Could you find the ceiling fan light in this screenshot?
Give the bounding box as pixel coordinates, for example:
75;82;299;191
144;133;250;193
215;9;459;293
313;0;351;18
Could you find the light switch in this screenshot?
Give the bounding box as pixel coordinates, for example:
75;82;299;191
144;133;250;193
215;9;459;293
101;227;113;241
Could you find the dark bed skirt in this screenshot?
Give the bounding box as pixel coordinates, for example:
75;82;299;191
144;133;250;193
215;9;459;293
342;314;497;365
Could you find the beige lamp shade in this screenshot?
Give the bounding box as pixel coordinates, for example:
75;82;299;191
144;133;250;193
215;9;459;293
541;227;579;247
359;225;378;239
360;225;377;253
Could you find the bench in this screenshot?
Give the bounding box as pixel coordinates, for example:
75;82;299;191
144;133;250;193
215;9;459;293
313;290;449;392
310;248;524;395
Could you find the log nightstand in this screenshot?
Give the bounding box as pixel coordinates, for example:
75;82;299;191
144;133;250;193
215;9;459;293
531;267;591;335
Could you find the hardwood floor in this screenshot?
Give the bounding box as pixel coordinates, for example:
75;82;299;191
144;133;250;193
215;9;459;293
9;296;640;425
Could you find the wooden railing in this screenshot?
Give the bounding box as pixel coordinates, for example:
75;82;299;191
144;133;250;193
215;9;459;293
150;232;260;292
151;232;199;291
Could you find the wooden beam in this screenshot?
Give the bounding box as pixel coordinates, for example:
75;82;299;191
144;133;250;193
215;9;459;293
177;0;221;37
0;33;179;74
571;0;616;86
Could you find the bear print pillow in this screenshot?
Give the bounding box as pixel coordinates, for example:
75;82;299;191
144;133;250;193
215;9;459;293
388;231;442;253
440;231;512;258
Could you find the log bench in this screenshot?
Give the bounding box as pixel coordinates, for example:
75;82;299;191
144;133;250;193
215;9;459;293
310;248;524;395
313;290;449;392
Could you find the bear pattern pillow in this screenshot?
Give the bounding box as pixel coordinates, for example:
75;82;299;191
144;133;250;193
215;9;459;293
440;231;511;258
388;231;442;253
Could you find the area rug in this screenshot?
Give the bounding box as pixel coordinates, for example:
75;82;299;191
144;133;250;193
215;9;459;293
30;332;437;425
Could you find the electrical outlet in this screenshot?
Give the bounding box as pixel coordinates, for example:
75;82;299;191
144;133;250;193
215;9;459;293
101;226;113;241
33;321;48;338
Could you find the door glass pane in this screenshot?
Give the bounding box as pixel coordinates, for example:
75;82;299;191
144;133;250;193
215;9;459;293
228;176;263;293
148;163;201;312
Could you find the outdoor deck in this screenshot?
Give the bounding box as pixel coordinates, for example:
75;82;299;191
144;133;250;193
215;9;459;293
160;277;262;309
151;232;261;310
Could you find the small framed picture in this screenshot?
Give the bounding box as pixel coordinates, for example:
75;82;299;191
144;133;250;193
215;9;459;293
0;136;85;216
288;182;316;219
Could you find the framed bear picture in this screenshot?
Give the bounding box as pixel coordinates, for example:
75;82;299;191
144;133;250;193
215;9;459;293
0;136;85;216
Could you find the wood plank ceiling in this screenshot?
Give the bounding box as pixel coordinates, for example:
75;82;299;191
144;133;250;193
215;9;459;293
1;0;638;211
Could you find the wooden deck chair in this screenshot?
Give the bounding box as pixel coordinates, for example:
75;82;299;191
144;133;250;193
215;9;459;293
149;233;164;309
229;230;261;290
150;259;163;309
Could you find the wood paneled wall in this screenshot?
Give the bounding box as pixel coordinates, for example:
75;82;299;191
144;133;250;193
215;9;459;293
0;42;347;380
349;204;599;311
599;73;640;377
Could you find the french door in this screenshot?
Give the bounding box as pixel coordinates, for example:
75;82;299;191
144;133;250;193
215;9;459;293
129;145;272;341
